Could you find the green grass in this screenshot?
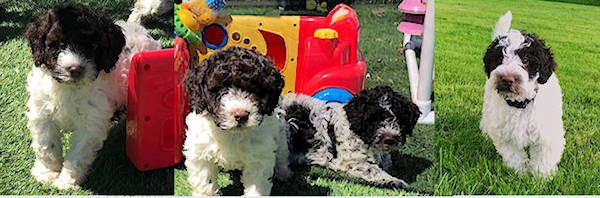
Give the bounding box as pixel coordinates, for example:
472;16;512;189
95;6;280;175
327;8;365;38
542;0;600;6
174;3;437;196
434;0;600;195
0;0;173;195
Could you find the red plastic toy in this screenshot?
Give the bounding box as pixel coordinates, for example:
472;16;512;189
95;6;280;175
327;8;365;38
127;47;181;171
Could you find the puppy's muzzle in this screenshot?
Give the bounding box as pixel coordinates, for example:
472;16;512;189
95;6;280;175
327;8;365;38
381;132;400;146
233;110;249;125
496;73;520;93
68;66;83;79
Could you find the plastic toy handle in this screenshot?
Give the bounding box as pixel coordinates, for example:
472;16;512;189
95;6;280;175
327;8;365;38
314;28;339;39
313;88;354;103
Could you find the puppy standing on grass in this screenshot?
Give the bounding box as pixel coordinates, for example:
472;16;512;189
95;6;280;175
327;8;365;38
183;47;291;196
480;11;564;177
279;86;421;190
24;4;161;189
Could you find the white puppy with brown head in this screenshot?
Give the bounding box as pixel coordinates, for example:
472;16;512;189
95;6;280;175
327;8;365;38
480;11;565;177
183;47;290;196
24;4;160;189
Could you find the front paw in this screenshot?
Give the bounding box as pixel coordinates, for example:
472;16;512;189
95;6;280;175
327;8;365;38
380;179;408;191
31;162;60;184
53;173;80;190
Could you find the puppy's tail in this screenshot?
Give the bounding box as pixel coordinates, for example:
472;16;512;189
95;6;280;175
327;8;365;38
116;21;161;57
492;11;512;40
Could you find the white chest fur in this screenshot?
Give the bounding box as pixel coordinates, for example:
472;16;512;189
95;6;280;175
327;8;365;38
184;112;282;170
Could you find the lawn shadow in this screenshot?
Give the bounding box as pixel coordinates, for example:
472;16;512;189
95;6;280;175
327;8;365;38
0;2;39;42
174;161;331;195
387;151;433;184
300;152;433;194
80;121;174;195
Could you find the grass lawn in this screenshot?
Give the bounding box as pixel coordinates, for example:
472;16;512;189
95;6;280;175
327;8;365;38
174;3;437;196
0;0;173;195
434;0;600;195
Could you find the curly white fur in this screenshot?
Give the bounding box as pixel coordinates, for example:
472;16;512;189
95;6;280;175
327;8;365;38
128;0;173;23
279;94;407;189
26;21;160;189
183;111;290;196
480;12;565;177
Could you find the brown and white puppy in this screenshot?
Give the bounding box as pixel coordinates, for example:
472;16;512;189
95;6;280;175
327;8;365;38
183;47;290;196
480;11;564;177
24;4;160;189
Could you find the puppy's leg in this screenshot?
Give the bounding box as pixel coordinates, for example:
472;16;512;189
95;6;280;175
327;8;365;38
186;159;219;196
128;0;150;23
529;134;565;177
241;160;276;196
344;161;408;190
274;127;292;180
493;141;528;173
28;119;63;184
53;125;109;189
379;152;393;171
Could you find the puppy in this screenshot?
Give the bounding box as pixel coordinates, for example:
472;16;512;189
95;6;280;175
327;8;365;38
128;0;174;23
24;4;161;189
279;86;421;190
183;46;291;196
480;11;564;177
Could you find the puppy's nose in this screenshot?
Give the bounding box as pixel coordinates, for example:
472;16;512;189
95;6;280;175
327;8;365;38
68;66;82;78
501;74;515;85
383;138;398;145
381;132;398;145
233;111;249;125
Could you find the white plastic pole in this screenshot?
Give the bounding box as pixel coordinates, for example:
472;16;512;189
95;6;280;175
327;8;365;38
416;0;434;124
404;35;420;102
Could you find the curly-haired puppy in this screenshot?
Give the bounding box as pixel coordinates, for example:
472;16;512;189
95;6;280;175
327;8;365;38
24;4;161;189
183;46;291;196
480;11;564;177
279;86;421;190
127;0;173;23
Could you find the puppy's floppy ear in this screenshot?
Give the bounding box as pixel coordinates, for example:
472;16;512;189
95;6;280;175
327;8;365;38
257;51;285;115
95;13;125;73
386;87;421;136
483;39;504;78
185;58;210;114
24;9;59;68
517;34;557;84
343;88;372;143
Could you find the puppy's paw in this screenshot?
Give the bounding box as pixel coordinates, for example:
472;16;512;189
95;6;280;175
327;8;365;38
31;164;60;184
53;173;80;190
380;179;408;191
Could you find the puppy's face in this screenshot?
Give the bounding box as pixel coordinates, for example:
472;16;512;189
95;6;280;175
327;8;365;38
344;86;421;150
24;4;125;85
185;47;285;130
483;30;557;103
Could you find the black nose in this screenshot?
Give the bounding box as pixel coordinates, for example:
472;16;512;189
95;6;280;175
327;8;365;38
69;66;82;78
234;111;249;125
